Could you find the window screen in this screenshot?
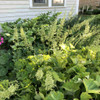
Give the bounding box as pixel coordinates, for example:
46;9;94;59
33;0;48;6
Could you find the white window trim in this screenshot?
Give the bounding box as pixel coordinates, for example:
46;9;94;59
29;0;67;8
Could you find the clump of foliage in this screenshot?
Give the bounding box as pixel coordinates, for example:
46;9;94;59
10;27;34;61
1;12;99;52
0;12;100;100
10;44;100;99
1;12;61;48
1;12;66;56
0;50;13;79
92;9;100;14
0;80;19;100
64;14;100;52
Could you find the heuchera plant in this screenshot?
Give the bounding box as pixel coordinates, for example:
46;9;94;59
0;35;4;46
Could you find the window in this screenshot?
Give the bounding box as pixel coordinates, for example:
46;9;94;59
33;0;48;6
30;0;66;7
52;0;64;6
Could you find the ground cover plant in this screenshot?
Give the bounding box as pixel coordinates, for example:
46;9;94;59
0;12;100;100
65;14;100;52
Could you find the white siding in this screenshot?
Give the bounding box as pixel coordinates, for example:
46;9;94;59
0;0;79;32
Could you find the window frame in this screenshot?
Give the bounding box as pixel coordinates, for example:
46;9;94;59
30;0;66;8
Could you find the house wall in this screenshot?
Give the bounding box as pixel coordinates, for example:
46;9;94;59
0;0;79;32
79;0;100;9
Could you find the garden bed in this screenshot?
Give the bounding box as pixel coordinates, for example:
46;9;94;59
0;12;100;100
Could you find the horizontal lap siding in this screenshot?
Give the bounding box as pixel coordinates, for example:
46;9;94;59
0;0;78;32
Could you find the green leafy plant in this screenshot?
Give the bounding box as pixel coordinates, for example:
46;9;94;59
0;12;100;100
10;27;34;61
0;80;19;100
11;44;100;99
0;50;12;78
64;14;100;52
45;91;64;100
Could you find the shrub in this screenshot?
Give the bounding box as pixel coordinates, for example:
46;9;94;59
0;80;19;100
1;12;67;56
0;50;13;79
11;44;100;100
1;12;61;48
64;14;100;52
0;12;100;100
92;9;100;14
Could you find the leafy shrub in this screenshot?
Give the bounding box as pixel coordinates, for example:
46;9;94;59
1;12;65;55
0;80;19;100
9;27;34;61
64;14;100;52
11;44;100;100
0;12;100;100
1;12;61;48
0;50;13;79
92;9;100;14
1;12;67;57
